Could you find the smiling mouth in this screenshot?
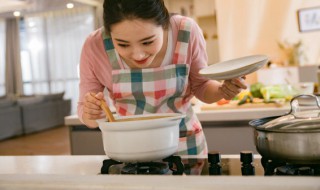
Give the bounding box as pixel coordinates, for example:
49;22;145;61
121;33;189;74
135;57;149;64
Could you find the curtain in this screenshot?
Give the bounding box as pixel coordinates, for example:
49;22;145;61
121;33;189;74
5;18;23;96
0;19;5;96
22;7;95;113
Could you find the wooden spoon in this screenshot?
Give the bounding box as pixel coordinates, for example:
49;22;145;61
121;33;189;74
115;115;172;122
100;100;171;122
100;100;115;122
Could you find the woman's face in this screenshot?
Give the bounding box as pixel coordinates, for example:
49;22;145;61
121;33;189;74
110;19;164;69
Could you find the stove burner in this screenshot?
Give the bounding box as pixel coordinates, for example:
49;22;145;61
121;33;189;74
121;162;169;175
261;157;320;176
100;155;184;175
275;165;320;176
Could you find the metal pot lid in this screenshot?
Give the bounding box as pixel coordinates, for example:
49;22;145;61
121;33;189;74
257;94;320;132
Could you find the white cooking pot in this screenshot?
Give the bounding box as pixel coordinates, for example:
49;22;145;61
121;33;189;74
97;113;185;163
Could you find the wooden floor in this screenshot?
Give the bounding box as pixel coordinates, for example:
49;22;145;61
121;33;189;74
0;125;71;155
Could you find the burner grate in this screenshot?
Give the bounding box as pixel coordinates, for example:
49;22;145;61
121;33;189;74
121;162;169;175
261;157;320;176
100;155;184;175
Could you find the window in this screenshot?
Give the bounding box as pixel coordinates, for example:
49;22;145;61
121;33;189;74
20;7;95;113
0;19;5;96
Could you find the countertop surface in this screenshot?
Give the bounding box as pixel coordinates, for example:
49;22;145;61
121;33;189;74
0;155;252;175
65;104;291;125
195;106;289;122
0;155;106;175
0;155;319;190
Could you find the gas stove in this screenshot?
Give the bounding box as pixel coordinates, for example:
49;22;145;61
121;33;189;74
100;151;320;176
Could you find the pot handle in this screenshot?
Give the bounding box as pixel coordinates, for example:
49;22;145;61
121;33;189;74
289;94;320;117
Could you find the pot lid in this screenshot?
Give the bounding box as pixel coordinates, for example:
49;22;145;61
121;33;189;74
257;94;320;132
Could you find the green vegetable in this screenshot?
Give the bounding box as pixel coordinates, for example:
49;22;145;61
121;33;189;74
250;82;264;98
260;84;296;102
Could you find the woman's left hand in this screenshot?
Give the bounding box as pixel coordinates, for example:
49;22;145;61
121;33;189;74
219;77;247;100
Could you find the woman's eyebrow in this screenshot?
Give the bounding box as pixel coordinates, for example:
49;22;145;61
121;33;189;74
114;35;155;43
139;35;155;41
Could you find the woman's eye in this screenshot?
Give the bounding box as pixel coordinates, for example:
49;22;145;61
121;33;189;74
143;41;153;45
118;44;129;48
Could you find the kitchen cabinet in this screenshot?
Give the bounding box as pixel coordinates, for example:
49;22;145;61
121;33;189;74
197;105;290;154
193;0;215;18
164;0;220;64
193;0;219;65
202;121;258;154
65;115;104;155
164;0;216;19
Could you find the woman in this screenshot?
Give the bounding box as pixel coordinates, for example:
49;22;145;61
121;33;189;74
78;0;247;157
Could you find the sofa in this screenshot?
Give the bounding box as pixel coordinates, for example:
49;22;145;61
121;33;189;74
0;97;23;140
0;92;71;140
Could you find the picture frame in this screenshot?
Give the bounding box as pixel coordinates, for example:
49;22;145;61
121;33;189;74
297;6;320;32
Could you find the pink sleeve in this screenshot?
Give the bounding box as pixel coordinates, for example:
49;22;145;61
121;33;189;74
77;30;113;124
187;18;212;101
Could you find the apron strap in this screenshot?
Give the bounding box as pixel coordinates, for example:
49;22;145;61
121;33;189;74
101;27;121;70
173;17;192;65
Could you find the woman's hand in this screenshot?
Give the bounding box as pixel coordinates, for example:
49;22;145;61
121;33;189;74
219;77;247;100
82;92;105;121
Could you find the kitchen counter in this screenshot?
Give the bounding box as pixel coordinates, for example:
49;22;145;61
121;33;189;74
65;104;291;124
0;155;319;190
194;104;290;122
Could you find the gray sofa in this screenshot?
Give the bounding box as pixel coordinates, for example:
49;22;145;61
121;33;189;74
0;92;71;140
0;97;23;140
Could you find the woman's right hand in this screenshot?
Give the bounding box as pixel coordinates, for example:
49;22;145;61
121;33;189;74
82;92;105;121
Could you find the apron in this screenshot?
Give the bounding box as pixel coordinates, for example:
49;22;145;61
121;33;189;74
102;17;207;156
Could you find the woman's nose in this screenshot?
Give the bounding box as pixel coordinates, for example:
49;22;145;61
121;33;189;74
131;48;145;60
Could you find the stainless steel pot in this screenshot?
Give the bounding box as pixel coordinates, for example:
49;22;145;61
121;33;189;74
249;94;320;164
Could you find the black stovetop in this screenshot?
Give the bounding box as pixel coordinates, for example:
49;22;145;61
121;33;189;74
100;151;320;176
100;152;265;176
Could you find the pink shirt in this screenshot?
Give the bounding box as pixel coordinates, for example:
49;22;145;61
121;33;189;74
78;15;211;121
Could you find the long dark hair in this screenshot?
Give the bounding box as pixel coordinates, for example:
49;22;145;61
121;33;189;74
103;0;170;34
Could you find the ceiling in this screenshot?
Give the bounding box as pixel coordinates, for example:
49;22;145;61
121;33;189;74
0;0;102;18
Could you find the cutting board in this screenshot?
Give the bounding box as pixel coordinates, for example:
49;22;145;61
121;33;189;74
201;101;288;111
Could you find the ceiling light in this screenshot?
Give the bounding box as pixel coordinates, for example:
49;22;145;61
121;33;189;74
66;3;74;9
13;11;21;17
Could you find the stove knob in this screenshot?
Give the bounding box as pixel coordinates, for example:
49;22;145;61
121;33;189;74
240;151;253;164
240;151;255;176
208;151;221;164
208;151;222;175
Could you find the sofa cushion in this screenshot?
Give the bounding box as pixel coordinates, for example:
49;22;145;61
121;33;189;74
0;98;16;108
17;95;45;106
40;92;65;101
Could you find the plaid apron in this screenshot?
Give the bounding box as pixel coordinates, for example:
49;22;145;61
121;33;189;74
102;18;207;156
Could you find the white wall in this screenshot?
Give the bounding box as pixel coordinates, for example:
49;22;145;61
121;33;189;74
216;0;320;83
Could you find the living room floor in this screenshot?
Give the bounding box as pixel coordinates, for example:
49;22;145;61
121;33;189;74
0;125;71;155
